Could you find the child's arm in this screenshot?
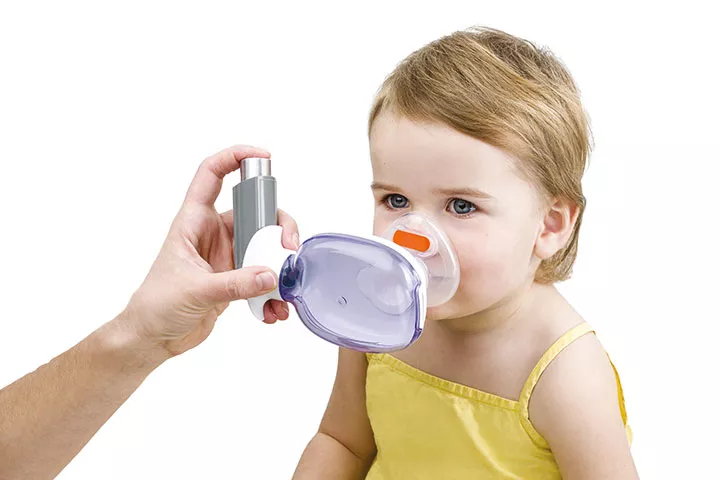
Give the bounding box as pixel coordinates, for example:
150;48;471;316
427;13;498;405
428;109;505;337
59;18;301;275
292;348;376;479
529;334;639;479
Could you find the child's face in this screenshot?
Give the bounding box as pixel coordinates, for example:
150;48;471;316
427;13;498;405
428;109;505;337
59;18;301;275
370;111;545;321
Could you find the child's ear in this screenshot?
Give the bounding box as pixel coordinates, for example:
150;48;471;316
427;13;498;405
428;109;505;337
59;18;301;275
534;198;580;260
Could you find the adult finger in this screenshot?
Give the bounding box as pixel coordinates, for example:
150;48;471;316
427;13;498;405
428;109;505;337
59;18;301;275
263;301;278;324
184;145;270;207
269;299;290;321
193;266;277;305
278;209;300;250
220;209;234;236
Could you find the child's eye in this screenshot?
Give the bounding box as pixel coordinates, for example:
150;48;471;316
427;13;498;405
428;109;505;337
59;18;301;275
448;198;476;216
384;194;409;209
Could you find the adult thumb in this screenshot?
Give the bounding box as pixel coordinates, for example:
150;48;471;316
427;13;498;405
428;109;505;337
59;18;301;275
196;267;277;305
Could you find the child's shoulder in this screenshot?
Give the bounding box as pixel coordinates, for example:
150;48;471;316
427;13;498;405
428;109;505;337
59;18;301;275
497;287;611;402
524;288;616;400
527;318;612;394
524;309;630;448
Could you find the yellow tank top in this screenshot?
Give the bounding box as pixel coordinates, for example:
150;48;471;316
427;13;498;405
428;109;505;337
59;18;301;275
365;323;632;479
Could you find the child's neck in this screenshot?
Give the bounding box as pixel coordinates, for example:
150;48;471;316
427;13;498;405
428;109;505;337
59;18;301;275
435;280;554;338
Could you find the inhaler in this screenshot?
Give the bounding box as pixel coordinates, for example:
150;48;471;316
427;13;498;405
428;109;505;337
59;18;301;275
233;157;460;353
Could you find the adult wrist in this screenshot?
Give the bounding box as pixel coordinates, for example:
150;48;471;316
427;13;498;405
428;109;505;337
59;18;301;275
92;308;172;376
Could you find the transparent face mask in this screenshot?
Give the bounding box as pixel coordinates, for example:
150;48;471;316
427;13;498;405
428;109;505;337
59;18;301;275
248;212;460;352
380;212;460;308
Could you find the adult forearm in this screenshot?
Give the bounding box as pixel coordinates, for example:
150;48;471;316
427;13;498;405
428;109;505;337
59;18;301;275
292;432;372;480
0;309;169;479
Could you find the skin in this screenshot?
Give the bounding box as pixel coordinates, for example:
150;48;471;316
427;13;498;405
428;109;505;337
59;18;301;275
292;112;639;479
0;145;300;479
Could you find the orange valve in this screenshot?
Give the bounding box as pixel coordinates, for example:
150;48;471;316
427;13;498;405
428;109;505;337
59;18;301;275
392;229;431;253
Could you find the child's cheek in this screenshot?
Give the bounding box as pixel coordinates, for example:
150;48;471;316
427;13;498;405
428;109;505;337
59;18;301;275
372;209;392;236
452;236;519;303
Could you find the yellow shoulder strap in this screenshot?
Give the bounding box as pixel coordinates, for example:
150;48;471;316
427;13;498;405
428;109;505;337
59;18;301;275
519;322;595;406
517;322;595;447
517;322;631;447
608;355;629;427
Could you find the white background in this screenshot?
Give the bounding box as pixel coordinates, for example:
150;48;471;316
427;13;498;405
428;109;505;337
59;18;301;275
1;1;718;478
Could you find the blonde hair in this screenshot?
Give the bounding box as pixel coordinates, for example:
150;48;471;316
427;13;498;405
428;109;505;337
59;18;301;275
368;26;592;283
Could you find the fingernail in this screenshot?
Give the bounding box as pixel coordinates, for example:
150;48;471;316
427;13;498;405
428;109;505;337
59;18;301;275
292;233;300;250
256;271;276;291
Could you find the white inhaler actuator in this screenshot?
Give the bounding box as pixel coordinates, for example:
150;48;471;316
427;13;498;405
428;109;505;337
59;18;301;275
233;158;460;352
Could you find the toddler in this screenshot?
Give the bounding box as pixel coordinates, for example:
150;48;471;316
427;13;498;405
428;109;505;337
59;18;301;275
293;26;637;479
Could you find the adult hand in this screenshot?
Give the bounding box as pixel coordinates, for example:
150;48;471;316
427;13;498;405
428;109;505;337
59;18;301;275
120;145;299;360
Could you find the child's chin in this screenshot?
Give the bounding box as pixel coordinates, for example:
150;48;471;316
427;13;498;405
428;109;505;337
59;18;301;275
426;299;469;322
426;305;449;322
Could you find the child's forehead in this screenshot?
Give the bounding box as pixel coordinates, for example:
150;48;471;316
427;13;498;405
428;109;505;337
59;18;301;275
370;113;527;195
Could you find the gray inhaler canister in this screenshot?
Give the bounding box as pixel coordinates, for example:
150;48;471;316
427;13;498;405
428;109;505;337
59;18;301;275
232;157;278;268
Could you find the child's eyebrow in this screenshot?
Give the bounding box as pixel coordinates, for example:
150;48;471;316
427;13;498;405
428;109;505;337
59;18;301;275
431;187;496;200
371;182;495;200
370;182;401;192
